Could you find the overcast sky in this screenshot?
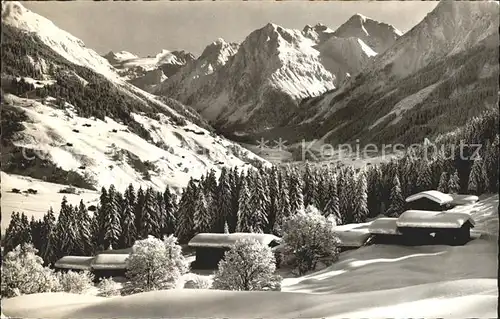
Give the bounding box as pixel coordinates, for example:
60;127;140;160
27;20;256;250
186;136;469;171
24;1;438;57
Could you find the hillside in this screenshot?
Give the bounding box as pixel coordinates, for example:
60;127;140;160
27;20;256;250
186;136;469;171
0;2;266;194
264;0;499;148
156;16;400;133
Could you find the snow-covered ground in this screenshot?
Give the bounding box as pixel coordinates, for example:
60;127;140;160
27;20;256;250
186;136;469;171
1;172;100;231
3;195;497;318
4;93;264;194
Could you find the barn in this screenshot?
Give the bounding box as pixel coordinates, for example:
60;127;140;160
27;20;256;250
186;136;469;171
54;256;94;272
405;190;455;211
396;210;475;245
90;253;129;281
188;233;282;269
367;217;405;245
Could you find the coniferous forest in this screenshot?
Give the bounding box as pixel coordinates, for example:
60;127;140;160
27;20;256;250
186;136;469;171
3;108;498;265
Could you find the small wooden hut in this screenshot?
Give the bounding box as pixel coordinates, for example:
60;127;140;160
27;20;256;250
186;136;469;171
54;256;94;272
188;233;281;269
405;190;455;211
396;210;475;245
90;253;129;281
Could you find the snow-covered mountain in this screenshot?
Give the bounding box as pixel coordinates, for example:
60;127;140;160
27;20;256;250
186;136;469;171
277;0;499;147
332;13;402;54
103;49;195;91
157;17;399;132
1;1;266;193
371;0;499;78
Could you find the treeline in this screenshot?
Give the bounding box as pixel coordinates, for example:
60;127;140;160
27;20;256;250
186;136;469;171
0;24;207;141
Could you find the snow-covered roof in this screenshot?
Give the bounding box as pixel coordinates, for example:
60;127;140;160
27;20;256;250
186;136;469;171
188;233;281;249
368;218;402;235
98;247;133;255
90;254;129;270
334;230;372;247
405;190;454;205
396;210;475;229
54;256;94;270
449;194;479;206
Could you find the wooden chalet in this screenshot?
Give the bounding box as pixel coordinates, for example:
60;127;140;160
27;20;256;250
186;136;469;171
90;253;129;281
54;256;94;272
188;233;281;269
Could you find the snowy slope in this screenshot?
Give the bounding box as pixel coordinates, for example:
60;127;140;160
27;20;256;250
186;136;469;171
1;2;267;193
1;172;100;232
3;94;264;193
371;0;499;78
3;195;497;318
276;0;499;146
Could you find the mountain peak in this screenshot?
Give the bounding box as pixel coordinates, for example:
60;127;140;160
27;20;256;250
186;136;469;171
333;13;402;53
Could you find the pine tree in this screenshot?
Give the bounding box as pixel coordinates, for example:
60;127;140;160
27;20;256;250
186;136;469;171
352;173;369;223
416;160;432;192
96;187;109;250
274;170;291;235
76;200;93;255
224;221;230;234
228;167;242;233
135;187;146;238
236;178;253;232
266;167;280;233
248;170;269;233
163;187;177;236
141;187;159;238
175;179;197;243
40;208;56;264
214;167;232;233
303;163;318;208
121;184;137;248
289;173;304;215
30;216;43;253
193;190;211;234
323;174;342;225
437;172;449;193
54;197;79;257
387;175;405;217
468;157;488;195
448;170;461;194
3;212;22;253
103;185;122;249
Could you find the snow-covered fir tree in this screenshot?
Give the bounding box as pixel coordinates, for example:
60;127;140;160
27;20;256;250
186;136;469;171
193;190;211;234
437;172;449;193
448;170;461;194
103;185;122;249
387;175;405;217
140;187;159;239
352;172;369;223
134;186;146;239
175;179;197;243
214;167;232;233
288;172;304;215
236;178;253;232
323;174;342;225
248;170;269;233
121;184;137;248
162;187;177;236
416;160;432;192
468;156;488;195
